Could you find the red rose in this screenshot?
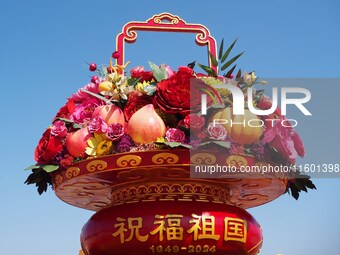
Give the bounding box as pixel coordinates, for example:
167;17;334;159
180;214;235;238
54;99;76;119
34;128;63;164
258;95;281;116
183;114;205;132
124;92;155;120
155;68;214;115
130;66;154;82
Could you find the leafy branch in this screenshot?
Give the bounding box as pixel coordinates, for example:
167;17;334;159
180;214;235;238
197;38;244;78
24;164;59;194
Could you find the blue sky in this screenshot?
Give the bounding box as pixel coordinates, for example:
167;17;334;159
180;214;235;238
1;0;340;254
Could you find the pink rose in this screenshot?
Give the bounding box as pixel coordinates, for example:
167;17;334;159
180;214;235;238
106;123;125;142
207;123;227;141
166;128;186;143
183;114;205;132
51;120;68;138
70;98;104;124
88;116;108;134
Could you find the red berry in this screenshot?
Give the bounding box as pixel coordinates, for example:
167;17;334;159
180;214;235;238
229;74;234;79
107;66;114;73
89;63;97;72
91;76;99;83
112;51;120;59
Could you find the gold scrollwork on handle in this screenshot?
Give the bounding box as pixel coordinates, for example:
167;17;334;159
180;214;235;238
226;155;248;168
152;153;179;164
116;155;142;168
191;153;217;165
54;174;63;186
86;160;108;172
65;167;80;179
152;13;180;24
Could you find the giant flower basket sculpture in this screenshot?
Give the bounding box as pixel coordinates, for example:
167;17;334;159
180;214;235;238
25;13;316;255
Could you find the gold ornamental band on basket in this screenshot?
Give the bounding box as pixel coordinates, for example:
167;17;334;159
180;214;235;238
25;13;316;255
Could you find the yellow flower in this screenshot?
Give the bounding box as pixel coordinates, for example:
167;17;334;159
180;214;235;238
136;80;152;95
96;140;113;156
98;81;115;95
243;71;256;86
201;77;232;97
86;133;113;157
106;72;122;84
156;137;167;143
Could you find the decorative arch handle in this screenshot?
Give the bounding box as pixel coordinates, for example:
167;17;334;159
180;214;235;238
115;13;218;74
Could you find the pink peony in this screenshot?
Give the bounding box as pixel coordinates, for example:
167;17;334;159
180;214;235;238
70;77;103;103
70;98;104;124
88;116;108;134
291;131;305;157
106;123;125;142
51;120;68;138
262;120;305;161
166;128;186;143
207;123;227;141
163;64;175;78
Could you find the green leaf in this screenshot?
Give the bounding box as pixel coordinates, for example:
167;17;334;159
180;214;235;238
213;141;231;148
73;123;82;129
221;38;238;63
42;165;59;173
54;117;73;123
200;88;218;105
236;68;242;79
304;179;317;190
197;63;217;77
24;164;41;171
149;61;167;82
144;85;157;96
209;52;218;67
218;39;224;60
221;52;244;71
163;142;191;149
224;64;237;78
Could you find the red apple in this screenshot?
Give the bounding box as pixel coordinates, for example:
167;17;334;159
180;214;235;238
66;128;92;157
92;105;125;125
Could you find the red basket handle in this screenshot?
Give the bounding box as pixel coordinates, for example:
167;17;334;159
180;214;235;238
115;13;218;74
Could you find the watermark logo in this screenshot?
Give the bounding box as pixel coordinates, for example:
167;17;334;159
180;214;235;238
201;84;312;116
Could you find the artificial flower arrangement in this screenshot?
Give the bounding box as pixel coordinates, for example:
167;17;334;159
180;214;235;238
25;39;316;197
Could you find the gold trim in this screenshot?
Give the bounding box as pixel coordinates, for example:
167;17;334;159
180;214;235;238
65;167;80;179
191;153;217;164
226;155;248;168
152;153;179;164
111;182;232;206
116;155;142;167
54;174;63;186
86;160;108;172
247;237;263;253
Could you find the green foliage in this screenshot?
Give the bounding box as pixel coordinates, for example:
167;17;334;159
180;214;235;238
149;61;168;82
197;63;217;77
285;172;317;200
42;165;59;173
197;38;244;77
24;168;53;195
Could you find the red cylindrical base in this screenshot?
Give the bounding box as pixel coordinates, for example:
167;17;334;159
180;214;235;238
81;202;262;255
